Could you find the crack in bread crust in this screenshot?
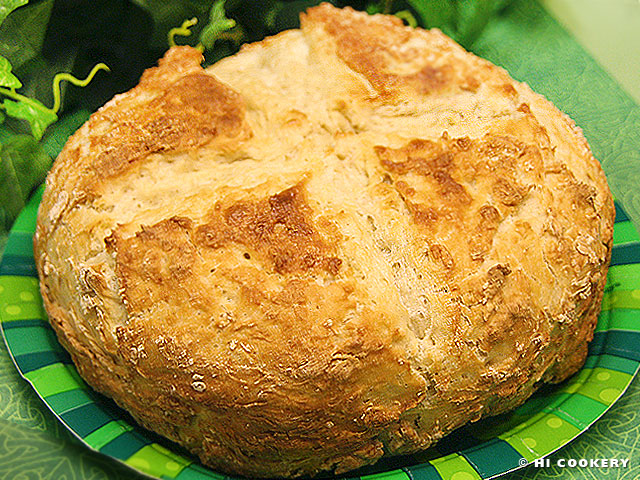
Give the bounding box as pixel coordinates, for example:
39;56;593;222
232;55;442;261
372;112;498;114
34;4;614;478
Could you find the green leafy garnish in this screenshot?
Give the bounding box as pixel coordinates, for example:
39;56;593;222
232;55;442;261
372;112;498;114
394;10;418;28
166;0;513;59
0;0;109;138
0;55;21;88
0;0;107;255
0;62;109;139
1;96;56;140
0;133;51;239
0;0;54;71
199;0;236;51
406;0;513;47
407;0;457;37
0;0;25;25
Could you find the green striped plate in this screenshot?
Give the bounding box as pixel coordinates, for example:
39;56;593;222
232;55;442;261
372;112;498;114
1;187;639;480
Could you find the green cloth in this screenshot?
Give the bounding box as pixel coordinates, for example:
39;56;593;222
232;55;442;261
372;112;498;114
1;1;639;478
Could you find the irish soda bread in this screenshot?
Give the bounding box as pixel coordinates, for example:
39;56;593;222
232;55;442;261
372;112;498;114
34;4;614;478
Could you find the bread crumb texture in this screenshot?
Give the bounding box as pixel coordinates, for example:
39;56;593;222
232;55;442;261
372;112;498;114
34;4;614;478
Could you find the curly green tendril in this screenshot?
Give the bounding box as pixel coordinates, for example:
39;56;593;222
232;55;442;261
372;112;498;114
168;17;204;52
0;62;109;115
51;63;110;113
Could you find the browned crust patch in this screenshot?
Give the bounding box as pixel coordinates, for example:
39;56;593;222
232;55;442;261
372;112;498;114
196;184;343;275
105;183;342;312
45;47;251;197
302;4;491;98
93;72;250;179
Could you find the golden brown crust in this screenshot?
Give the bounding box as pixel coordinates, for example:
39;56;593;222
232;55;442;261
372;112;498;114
193;184;343;275
34;4;614;478
42;47;250;202
301;5;485;98
91;72;249;179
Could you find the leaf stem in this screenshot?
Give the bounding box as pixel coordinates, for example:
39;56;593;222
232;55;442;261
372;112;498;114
51;63;109;114
0;86;36;109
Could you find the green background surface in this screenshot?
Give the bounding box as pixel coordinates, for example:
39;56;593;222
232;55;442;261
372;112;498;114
1;0;640;479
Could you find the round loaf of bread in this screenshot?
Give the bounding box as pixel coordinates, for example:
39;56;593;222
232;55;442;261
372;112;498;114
34;4;614;478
